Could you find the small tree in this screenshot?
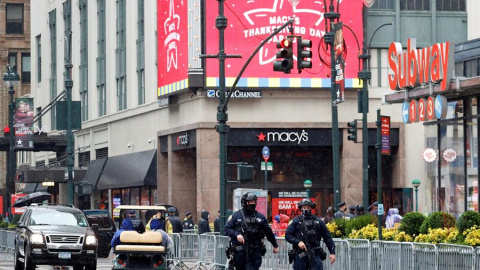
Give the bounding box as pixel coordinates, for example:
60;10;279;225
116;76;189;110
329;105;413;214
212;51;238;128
399;212;426;237
419;212;455;234
457;210;480;234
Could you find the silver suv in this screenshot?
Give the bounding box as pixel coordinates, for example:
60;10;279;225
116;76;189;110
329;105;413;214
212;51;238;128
14;204;98;270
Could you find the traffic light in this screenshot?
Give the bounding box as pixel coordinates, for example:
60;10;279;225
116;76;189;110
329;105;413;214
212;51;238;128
347;120;357;142
273;38;294;74
237;164;254;182
297;38;312;73
3;126;10;136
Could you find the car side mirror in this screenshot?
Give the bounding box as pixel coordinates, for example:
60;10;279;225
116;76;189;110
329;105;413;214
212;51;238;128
92;224;99;231
17;222;26;228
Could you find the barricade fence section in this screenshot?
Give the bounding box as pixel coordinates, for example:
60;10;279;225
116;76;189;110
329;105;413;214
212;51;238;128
0;230;15;258
438;243;474;270
4;230;480;269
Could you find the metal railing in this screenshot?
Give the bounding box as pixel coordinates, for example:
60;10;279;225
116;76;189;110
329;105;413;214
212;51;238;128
0;230;15;258
3;229;480;270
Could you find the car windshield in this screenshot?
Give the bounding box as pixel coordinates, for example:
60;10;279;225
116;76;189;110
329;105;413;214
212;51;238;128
30;209;89;227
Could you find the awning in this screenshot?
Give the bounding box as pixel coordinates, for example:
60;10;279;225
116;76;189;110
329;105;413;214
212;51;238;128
81;158;107;189
23;183;48;194
96;149;157;190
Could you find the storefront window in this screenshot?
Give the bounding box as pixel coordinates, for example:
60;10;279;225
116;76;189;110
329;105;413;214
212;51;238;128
122;189;131;205
131;188;139;205
141;189;150;205
467;97;478;211
424;124;438;213
440;111;465;217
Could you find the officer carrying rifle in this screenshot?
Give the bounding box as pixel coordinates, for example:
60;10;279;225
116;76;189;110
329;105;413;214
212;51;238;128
285;199;336;270
224;192;279;270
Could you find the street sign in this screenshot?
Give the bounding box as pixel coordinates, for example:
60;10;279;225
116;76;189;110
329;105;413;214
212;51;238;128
377;204;384;215
261;162;273;171
262;146;270;161
401;101;410;124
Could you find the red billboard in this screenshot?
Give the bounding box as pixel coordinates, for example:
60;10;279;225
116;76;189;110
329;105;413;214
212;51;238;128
272;197;316;220
205;0;363;89
158;0;189;97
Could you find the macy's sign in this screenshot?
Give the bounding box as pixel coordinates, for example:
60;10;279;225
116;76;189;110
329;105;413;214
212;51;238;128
258;130;309;144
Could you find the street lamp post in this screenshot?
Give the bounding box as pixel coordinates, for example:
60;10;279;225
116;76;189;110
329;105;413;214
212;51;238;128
304;179;312;199
412;179;421;212
358;19;393;210
3;65;20;221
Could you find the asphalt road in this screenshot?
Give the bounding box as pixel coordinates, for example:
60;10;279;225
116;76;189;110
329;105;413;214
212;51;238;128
0;253;115;270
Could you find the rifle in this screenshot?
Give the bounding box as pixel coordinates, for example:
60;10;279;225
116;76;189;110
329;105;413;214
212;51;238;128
300;216;315;269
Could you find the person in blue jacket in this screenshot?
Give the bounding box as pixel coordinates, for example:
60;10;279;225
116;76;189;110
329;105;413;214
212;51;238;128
111;218;135;249
224;192;279;270
285;199;336;270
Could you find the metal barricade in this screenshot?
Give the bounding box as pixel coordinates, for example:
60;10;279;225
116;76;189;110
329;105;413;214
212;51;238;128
261;237;290;270
323;239;349;270
475;247;480;270
438;243;474;270
192;234;216;269
347;239;370;270
371;240;383;270
413;243;437;270
214;235;231;269
0;230;15;258
168;233;199;270
382;241;414;270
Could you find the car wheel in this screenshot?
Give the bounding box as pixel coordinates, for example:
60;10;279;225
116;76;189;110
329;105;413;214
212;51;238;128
84;258;97;270
23;245;36;270
13;244;23;270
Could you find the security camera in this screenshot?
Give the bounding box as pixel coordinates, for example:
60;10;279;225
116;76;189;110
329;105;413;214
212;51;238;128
147;138;155;144
127;143;132;148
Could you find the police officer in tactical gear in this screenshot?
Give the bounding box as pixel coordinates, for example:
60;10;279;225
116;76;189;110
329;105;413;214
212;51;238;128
286;199;336;269
224;192;279;270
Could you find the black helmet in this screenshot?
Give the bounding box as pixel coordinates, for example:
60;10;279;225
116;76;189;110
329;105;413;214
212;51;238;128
356;204;364;213
298;199;316;209
241;192;258;208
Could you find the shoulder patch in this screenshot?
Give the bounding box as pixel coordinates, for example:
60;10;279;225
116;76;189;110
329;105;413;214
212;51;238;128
227;215;232;222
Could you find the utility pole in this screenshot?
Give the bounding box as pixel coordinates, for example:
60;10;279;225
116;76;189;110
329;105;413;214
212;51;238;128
65;34;74;205
325;0;341;207
376;109;383;240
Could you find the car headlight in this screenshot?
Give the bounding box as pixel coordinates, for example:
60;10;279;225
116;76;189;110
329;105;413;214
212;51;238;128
30;234;44;244
85;235;97;245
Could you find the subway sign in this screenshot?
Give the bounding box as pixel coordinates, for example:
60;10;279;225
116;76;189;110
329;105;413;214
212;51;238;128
388;38;454;91
389;39;454;123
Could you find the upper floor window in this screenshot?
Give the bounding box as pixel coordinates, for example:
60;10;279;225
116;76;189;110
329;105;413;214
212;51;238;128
22;53;31;84
371;0;395;10
400;0;429;11
6;4;23;34
436;0;466;11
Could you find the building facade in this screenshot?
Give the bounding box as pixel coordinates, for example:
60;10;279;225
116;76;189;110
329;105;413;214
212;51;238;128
27;0;477;221
0;0;31;215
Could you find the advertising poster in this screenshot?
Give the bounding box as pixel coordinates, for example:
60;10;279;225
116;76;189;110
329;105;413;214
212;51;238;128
158;0;189;97
272;191;316;220
233;188;268;218
11;193;27;215
0;196;3;215
14;98;34;149
334;22;345;103
205;0;363;88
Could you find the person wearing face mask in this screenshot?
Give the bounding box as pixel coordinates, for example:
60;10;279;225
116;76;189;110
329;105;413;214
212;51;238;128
285;199;336;269
198;210;211;234
224;192;279;270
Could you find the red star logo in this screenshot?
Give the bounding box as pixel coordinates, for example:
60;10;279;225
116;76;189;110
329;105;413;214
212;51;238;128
257;132;266;141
